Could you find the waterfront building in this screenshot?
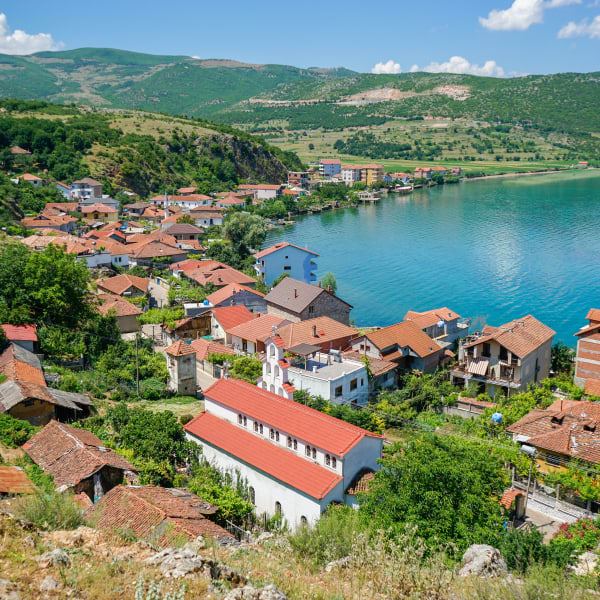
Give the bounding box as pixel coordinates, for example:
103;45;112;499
574;309;600;395
319;159;341;179
253;241;319;285
403;307;470;347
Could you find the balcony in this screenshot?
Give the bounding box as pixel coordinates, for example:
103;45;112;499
451;360;522;389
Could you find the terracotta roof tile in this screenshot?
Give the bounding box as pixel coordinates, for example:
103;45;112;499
96;274;149;296
226;314;288;342
166;340;197;357
254;242;318;260
0;466;34;494
363;321;443;358
268;317;357;349
346;468;375;495
1;324;37;342
211;306;254;331
185;411;344;499
403;307;461;329
96;294;142;318
189;338;235;361
500;488;524;510
207;283;265;306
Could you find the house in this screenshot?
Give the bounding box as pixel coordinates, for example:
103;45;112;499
44;202;78;214
0;344;93;425
264;317;357;352
253;242;319;285
166;340;197;395
128;240;188;267
403;307;469;347
161;315;212;346
0;466;34;496
21;214;78;233
360;164;384;186
1;324;37;352
184;377;383;529
237;184;284;201
413;167;433;180
84;485;233;547
288;171;310;188
319;159;341;179
432;166;448;176
342;351;397;391
227;314;290;354
260;336;369;405
18;173;43;187
206;283;267;313
578;161;589;169
177;186;198;195
184;265;257;289
451;315;555;398
214;195;248;209
574;309;600;395
161;222;204;241
265;278;352;325
506;399;600;487
96;294;141;334
341;165;362;186
210;306;254;341
122;202;150;217
189;207;224;227
383;172;412;185
54;182;72;198
81;203;119;224
70;177;103;201
348;320;446;373
23;421;138;501
96;274;149;298
450;167;463;176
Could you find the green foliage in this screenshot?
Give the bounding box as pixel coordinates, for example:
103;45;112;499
167;278;215;304
0;414;37;447
221;212;267;262
271;272;290;288
137;306;184;328
495;528;549;573
319;272;337;293
208;353;262;384
551;518;600;554
551;341;574;374
187;462;253;525
10;489;84;530
359;434;509;552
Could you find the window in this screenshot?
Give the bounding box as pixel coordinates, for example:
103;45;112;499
482;342;491;358
312;448;317;459
499;346;508;361
275;501;282;515
306;445;311;457
274;365;280;378
335;386;343;397
243;416;247;427
308;306;314;314
287;436;292;448
259;424;263;435
300;516;308;526
293;439;298;451
283;266;291;271
545;453;561;467
270;429;275;440
269;345;276;357
350;379;358;391
361;378;364;386
325;454;330;466
249;487;256;504
254;422;259;432
331;457;337;469
238;414;243;425
275;431;280;442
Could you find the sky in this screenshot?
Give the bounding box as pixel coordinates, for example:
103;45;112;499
0;0;599;76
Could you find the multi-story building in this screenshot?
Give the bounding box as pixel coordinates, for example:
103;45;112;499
403;307;470;348
237;184;284;201
184;376;383;529
574;308;600;395
319;159;341;179
360;164;384;186
450;315;555;398
70;177;103;201
287;171;310;188
341;165;362;186
253;242;319;285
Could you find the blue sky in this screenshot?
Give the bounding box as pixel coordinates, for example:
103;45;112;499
0;1;599;75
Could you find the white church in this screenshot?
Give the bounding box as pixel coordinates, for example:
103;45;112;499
184;374;383;529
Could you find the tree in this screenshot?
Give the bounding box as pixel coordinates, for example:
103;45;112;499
272;272;290;288
221;212;267;261
358;435;508;552
176;215;196;225
320;272;337;293
551;342;574;374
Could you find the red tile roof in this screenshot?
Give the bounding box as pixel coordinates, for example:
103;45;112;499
96;294;142;318
207;283;264;306
165;340;197;357
254;242;318;260
342;352;397;377
238;184;283;190
269;317;357;349
320;159;341;164
96;274;149;296
185;411;343;499
23;421;137;488
345;468;375;495
189;338;235;361
500;488;524;510
211;306;254;331
0;344;46;386
0;466;34;494
1;324;37;342
362;320;443;358
201;378;382;456
585;379;600;397
84;485;232;547
403;307;461;329
186;267;256;288
226;314;288;342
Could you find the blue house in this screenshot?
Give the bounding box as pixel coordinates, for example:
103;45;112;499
254;242;319;286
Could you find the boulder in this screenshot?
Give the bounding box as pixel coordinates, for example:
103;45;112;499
37;549;71;569
0;578;20;600
40;576;61;592
325;556;351;573
572;551;599;576
223;585;286;600
458;544;508;578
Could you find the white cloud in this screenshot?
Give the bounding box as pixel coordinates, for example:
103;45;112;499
558;14;600;36
371;59;401;74
0;13;62;55
479;0;580;31
413;56;506;77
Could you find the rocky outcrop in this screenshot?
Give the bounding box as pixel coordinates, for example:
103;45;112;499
223;584;287;600
572;551;599;576
458;544;508;578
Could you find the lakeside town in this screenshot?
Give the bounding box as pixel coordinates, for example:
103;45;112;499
1;140;600;598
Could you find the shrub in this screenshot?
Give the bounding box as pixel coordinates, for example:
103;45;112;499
550;517;600;554
10;489;84;530
495;527;548;572
0;414;37;447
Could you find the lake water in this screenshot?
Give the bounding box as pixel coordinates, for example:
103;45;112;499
264;172;600;345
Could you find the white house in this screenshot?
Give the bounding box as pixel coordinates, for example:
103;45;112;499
237;184;283;201
319;159;341;179
253;242;319;285
259;336;369;405
183;377;383;530
341;166;362;186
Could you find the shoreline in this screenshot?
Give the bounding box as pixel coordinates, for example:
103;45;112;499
463;167;598;182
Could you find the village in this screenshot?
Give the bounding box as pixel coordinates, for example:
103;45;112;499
1;148;600;597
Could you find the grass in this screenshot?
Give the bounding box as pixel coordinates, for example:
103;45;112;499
136;396;204;418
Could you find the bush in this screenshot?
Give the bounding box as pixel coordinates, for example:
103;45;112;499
0;414;37;447
495;527;548;572
10;489;84;530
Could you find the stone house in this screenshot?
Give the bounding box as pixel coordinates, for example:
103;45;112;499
166;340;197;396
96;294;141;334
264;278;352;325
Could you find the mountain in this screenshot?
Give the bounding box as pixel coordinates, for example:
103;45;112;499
0;48;354;116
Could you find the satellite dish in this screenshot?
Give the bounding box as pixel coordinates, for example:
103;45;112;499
491;412;503;423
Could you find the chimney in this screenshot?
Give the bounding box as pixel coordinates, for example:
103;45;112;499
312;325;317;337
294;288;298;298
318;281;321;288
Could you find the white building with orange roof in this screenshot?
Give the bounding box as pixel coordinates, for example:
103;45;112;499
403;307;470;347
184;376;383;529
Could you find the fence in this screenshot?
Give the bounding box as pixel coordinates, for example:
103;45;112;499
224;519;252;542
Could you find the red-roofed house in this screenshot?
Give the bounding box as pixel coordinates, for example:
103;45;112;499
237;184;284;201
319;159;341;178
207;283;266;313
254;242;319;286
1;324;37;352
403;307;469;346
166;340;197;395
184;377;383;529
574;309;600;394
210;306;254;341
227;314;290;354
81;203;118;223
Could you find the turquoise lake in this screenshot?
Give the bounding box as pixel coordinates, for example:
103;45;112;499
264;173;600;345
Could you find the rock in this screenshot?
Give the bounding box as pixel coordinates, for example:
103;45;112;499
223;584;286;600
256;532;274;543
572;551;599;576
40;576;61;592
258;584;287;600
37;549;71;569
458;544;508;578
0;578;20;600
183;537;206;553
46;527;100;548
324;556;351;573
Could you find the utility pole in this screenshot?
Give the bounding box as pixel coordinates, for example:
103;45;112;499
135;333;140;395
